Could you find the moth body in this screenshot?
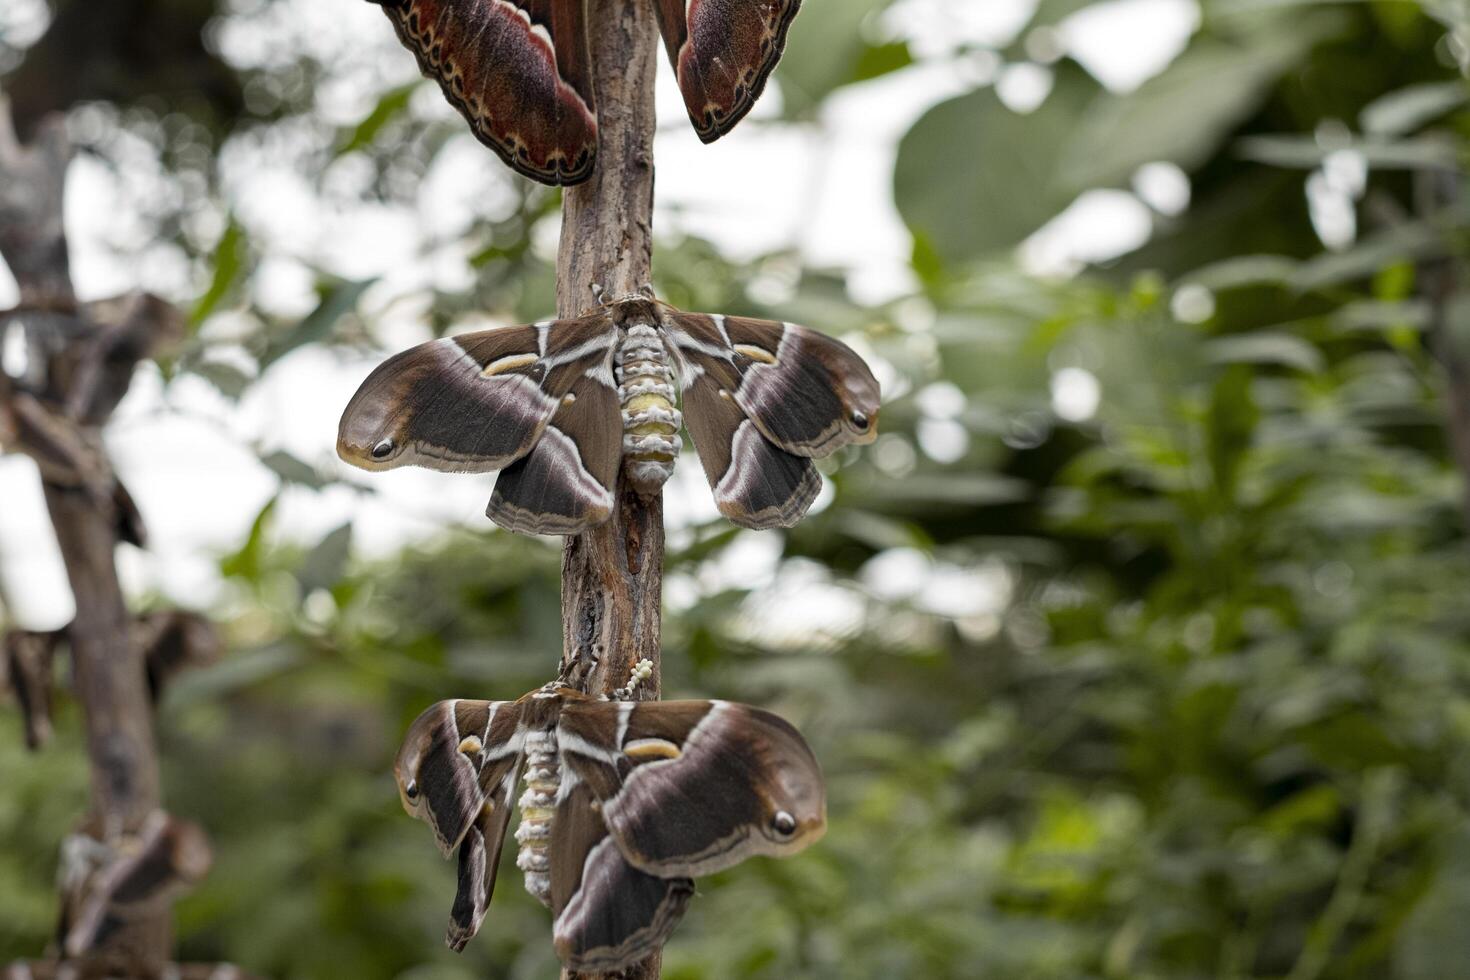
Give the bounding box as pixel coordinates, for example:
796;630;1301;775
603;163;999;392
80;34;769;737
616;321;682;495
513;727;559;906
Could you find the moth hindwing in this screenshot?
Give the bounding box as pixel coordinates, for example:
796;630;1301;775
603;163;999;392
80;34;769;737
394;688;827;971
368;0;598;186
338;298;880;534
650;0;804;143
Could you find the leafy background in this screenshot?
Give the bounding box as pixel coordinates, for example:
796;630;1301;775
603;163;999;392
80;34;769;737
4;0;1470;977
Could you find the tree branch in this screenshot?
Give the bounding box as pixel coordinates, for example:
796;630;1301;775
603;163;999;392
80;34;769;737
0;103;170;975
554;1;663;977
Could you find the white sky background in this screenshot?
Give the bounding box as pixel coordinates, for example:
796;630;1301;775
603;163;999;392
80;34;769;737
0;0;1204;629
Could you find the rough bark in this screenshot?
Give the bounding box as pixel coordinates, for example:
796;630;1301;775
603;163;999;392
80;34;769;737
0;106;169;975
554;0;663;977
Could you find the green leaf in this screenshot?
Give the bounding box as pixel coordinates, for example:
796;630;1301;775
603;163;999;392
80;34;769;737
1395;826;1470;980
1236;134;1459;170
1360;80;1469;136
1205;332;1324;372
895;66;1101;267
852;41;913;83
189;359;255;400
191;219;247;327
1207;364;1259;497
777;0;892;116
335;82;419;157
1182;254;1300;291
220;496;278;582
260;450;327;490
1059;20;1341;190
298;522;353;594
261;277;377;367
163;644;306;709
1293;220;1448;291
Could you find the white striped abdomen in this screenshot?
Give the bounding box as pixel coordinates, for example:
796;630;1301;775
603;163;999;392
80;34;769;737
514;731;558;907
615;324;681;495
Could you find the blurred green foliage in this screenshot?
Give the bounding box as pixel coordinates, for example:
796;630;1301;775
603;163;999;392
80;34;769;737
6;0;1470;978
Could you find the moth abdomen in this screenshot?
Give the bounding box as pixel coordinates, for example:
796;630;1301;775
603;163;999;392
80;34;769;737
616;324;681;495
515;731;560;907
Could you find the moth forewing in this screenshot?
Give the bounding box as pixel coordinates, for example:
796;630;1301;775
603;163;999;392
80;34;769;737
395;700;510;856
683;314;882;458
337;328;558;474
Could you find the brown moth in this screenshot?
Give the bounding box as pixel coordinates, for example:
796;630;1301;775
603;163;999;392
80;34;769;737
394;682;826;971
2;628;62;750
132;610;222;706
364;0;802;185
59;810;214;958
0;378;147;546
338;296;879;535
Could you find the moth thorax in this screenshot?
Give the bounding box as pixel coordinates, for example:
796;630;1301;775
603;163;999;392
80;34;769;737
514;731;559;908
615;324;681;495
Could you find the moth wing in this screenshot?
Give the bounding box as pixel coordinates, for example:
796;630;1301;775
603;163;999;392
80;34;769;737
549;780;693;973
447;745;522;952
669;313;880;457
485;336;621;535
675;362;821;529
372;0;597;185
3;629;58;750
651;0;802;143
558;700;827;880
393;699;526;951
63;811;212;957
337;314;612;475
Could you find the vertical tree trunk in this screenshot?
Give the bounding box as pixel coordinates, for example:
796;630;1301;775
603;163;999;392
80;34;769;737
44;486;172;971
554;1;663;978
0;110;170;975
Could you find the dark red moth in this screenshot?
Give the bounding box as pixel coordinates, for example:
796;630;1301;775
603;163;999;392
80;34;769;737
365;0;803;184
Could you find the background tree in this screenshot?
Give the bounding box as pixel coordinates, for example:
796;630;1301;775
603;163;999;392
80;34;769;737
5;0;1470;977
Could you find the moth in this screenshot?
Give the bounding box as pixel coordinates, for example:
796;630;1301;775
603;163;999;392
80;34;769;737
3;628;62;750
364;0;803;185
338;296;879;534
0;377;147;546
59;810;213;958
132;610;221;706
57;291;185;425
394;683;826;971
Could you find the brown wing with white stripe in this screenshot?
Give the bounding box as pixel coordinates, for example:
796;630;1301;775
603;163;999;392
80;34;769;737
338;314;621;535
680;370;820;528
548;780;694;972
394;699;525;950
338;314;614;473
485;338;621;535
667;312;880;457
557;699;827;879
